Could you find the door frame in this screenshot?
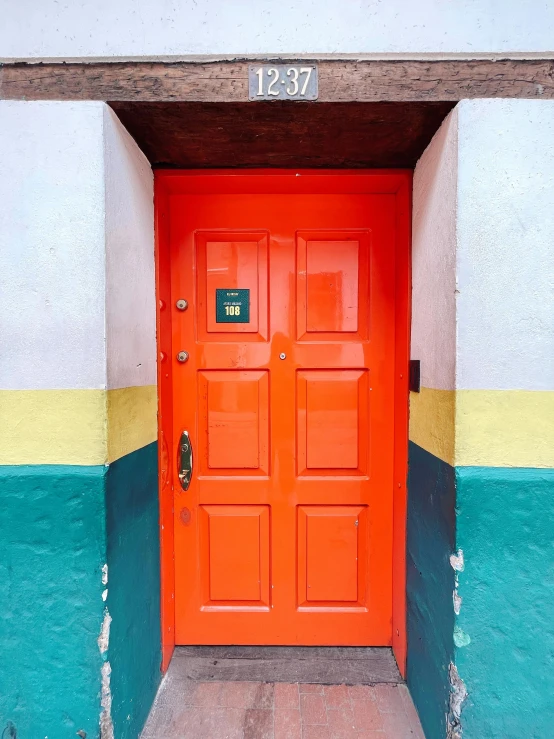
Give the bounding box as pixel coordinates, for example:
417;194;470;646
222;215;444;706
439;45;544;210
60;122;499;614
154;169;411;674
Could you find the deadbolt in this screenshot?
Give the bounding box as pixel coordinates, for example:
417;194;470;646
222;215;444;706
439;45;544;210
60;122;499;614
279;352;286;360
176;299;188;311
177;351;189;363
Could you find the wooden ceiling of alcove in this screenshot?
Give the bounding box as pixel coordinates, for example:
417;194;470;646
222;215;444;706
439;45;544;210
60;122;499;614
109;101;454;169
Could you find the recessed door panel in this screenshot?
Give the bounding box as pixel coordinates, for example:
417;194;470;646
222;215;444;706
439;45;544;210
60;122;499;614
297;369;369;475
168;173;405;646
297;231;370;341
198;370;269;476
196;231;268;341
200;505;270;608
298;506;367;608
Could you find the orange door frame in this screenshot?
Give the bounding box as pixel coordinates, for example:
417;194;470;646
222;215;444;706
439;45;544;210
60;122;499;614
154;169;411;675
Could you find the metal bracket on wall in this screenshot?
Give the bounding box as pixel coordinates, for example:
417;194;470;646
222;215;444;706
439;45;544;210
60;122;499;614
409;360;421;393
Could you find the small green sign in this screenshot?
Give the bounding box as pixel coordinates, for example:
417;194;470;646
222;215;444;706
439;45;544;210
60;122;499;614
216;289;250;323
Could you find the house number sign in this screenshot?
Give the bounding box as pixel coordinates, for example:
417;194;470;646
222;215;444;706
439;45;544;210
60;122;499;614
248;64;318;101
216;289;250;323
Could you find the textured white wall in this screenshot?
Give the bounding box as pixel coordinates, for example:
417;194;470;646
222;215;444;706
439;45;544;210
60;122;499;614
1;0;553;61
0;101;107;389
0;101;156;391
411;110;458;391
457;99;554;391
104;107;156;390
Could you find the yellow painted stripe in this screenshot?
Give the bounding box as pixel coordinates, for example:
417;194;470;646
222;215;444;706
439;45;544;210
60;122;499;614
410;387;554;468
107;385;158;463
456;390;554;468
409;387;456;466
0;386;157;466
0;390;107;465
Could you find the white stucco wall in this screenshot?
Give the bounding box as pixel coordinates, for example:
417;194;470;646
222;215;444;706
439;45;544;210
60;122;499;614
456;99;554;391
0;101;156;392
1;0;553;61
411;109;458;391
0;101;107;389
104;107;156;391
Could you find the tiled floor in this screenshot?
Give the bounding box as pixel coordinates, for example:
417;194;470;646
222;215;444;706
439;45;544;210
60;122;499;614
141;679;425;738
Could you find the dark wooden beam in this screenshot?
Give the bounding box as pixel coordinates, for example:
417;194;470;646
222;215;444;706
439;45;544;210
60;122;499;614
109;101;454;169
1;59;554;102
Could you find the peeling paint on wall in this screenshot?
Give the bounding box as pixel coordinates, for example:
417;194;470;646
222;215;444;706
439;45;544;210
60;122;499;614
447;663;468;739
450;549;464;572
98;608;114;739
100;661;114;739
97;608;112;655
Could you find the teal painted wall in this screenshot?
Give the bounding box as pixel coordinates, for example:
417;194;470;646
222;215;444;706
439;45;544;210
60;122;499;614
407;442;456;739
106;442;161;739
0;466;107;738
455;466;554;739
0;447;162;739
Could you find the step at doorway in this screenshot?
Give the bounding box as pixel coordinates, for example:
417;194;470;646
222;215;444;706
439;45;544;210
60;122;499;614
141;646;424;738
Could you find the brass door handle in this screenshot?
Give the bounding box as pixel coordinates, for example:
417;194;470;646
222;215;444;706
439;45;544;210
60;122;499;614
178;430;193;491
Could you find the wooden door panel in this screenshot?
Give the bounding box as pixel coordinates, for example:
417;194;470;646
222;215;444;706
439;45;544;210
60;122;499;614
198;370;269;475
297;369;369;475
196;231;268;341
298;505;367;608
297;231;370;341
200;504;270;609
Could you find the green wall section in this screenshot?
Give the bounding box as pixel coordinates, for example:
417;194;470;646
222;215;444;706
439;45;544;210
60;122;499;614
455;466;554;739
0;466;107;739
106;441;161;739
407;442;456;739
0;445;162;739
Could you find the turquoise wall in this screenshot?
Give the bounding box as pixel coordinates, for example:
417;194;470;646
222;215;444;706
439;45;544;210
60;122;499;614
0;444;161;739
0;466;107;738
106;442;161;739
407;447;554;739
455;466;554;739
407;442;456;739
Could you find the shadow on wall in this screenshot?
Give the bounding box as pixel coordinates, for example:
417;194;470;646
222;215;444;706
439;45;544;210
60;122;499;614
406;442;456;739
105;441;162;739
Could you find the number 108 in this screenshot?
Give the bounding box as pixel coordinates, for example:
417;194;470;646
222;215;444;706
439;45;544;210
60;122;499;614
225;305;241;316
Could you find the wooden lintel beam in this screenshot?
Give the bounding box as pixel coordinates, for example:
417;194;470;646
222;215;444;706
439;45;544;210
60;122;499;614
1;59;553;102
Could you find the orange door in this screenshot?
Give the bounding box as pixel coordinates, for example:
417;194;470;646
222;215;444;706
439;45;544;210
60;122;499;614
164;171;408;646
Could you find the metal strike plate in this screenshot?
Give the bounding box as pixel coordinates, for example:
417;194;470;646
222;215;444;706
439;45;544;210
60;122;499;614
178;430;193;491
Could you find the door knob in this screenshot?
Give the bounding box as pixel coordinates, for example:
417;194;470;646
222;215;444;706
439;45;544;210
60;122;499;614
177;351;189;363
178;430;193;491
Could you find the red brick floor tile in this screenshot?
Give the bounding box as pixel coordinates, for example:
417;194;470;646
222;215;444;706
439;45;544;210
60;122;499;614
275;682;300;709
302;725;331;739
356;732;387;738
352;699;384;732
169;706;245;739
252;682;276;709
397;685;423;724
299;683;324;694
348;685;377;702
373;684;405;713
381;711;419;738
274;708;302;739
323;684;351;708
190;681;223;706
219;681;260;709
300;693;328;725
326;706;357;738
243;708;275;739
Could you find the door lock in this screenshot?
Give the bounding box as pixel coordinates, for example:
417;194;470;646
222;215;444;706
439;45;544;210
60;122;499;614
178;430;193;491
177;351;189;363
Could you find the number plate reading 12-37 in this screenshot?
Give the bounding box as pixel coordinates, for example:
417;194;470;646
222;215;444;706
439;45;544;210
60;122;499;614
248;64;318;101
216;289;250;323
